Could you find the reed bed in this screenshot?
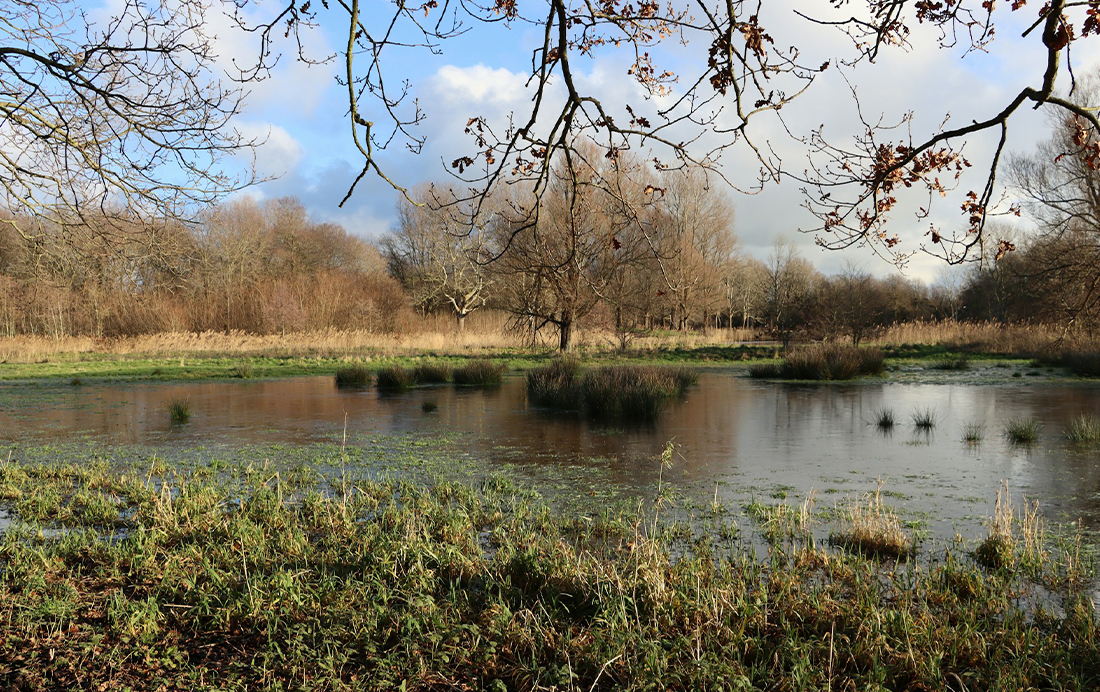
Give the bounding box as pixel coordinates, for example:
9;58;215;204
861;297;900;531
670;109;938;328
0;463;1095;691
750;343;884;380
451;359;506;386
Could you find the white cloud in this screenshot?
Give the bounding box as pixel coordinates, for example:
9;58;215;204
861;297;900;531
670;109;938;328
235;122;305;178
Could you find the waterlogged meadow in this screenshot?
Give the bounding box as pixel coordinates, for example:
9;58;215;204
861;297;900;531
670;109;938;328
2;370;1100;688
0;451;1098;690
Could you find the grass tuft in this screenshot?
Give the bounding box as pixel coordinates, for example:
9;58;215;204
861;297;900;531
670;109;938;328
873;408;895;429
1066;413;1100;445
452;359;506;386
230;360;255;378
911;407;937;430
829;487;914;560
962;422;984;444
1004;417;1041;445
334;365;371;388
421;400;438;413
166;398;191;423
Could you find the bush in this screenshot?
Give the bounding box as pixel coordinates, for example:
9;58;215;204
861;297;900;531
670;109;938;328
413;361;452;384
452;359;506;386
376;365;415;390
334;366;371;388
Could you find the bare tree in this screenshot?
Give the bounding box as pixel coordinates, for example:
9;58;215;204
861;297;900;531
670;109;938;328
0;0;257;251
382;185;494;330
761;239;818;346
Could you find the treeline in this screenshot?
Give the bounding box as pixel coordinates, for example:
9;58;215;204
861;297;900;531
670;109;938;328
0;138;1098;346
0;198;406;338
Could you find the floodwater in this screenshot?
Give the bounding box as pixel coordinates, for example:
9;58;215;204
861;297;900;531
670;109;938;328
2;372;1100;535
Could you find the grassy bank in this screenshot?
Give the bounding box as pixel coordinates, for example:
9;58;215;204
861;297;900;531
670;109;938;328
0;460;1096;691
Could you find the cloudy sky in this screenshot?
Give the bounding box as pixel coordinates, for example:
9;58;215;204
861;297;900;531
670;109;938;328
134;0;1100;283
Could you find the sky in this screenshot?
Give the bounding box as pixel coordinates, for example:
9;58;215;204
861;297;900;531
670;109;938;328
93;0;1100;283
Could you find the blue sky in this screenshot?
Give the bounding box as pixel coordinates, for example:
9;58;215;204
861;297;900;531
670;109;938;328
91;0;1100;282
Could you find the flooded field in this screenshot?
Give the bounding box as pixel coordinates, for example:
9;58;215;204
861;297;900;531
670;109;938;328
2;371;1100;537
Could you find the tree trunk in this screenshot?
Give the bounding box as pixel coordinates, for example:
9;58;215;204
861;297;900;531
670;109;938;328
558;310;573;352
456;311;467;331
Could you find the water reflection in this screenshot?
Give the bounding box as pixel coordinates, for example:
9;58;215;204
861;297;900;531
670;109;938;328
2;373;1100;533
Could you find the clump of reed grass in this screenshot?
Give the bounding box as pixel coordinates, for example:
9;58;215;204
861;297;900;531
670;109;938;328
911;407;937;430
1004;417;1041;444
421;400;438;413
526;356;583;409
829;487;914;560
931;354;970;371
526;359;695;423
166;398;191;423
873;407;895;429
752;343;885;381
452;359;506;386
376;364;415;390
334;365;371;388
413;361;452;384
1066;413;1100;445
973;482;1046;572
69;376;84;386
1055;350;1100;377
962;422;984;444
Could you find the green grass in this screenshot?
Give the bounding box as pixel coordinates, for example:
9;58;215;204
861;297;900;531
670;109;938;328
931;354;970;371
1004;418;1041;445
166;398;191;423
230;360;255;378
1067;414;1100;445
334;365;372;388
451;359;506;386
0;463;1095;691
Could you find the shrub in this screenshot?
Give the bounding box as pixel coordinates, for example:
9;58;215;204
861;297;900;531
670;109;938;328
334;366;371;388
452;359;506;386
376;365;415;390
413;361;452;384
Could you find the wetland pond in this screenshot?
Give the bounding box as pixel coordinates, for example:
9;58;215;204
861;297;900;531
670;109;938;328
3;370;1100;541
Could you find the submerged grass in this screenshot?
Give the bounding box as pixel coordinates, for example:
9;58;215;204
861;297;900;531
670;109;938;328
526;359;696;423
0;463;1096;691
749;343;884;381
